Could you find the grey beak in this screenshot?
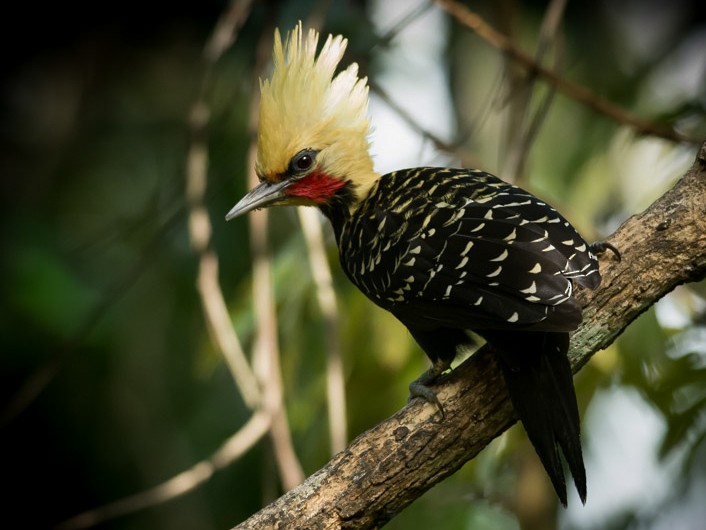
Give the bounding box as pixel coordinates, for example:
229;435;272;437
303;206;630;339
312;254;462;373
225;180;291;221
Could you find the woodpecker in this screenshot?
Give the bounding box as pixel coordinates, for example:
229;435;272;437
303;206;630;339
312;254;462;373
227;23;609;506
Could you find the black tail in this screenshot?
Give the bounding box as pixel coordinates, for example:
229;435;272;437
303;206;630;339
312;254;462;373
484;330;586;506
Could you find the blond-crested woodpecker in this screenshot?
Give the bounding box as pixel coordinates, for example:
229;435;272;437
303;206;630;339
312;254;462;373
226;23;609;506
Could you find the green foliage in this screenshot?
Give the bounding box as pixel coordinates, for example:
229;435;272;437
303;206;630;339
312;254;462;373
616;302;706;462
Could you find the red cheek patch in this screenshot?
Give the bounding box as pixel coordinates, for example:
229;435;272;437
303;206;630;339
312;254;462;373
285;171;346;203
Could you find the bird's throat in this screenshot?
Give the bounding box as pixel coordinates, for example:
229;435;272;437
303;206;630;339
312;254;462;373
285;171;347;203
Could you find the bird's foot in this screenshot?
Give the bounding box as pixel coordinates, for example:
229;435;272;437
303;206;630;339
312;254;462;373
590;240;621;261
408;359;451;420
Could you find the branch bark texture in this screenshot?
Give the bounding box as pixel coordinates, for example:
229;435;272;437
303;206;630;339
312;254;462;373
233;140;706;529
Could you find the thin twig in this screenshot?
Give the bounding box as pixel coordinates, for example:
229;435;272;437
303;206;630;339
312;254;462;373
297;208;348;454
204;0;254;62
186;0;260;405
434;0;701;144
534;0;568;61
370;81;480;168
187;100;260;408
197;247;261;407
246;25;305;491
56;410;272;530
503;0;567;183
297;6;349;457
376;0;436;46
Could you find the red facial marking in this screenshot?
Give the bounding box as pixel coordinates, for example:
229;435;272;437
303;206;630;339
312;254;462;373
285;171;346;203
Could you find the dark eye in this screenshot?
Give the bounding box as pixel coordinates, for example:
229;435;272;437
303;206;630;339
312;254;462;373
289;149;317;175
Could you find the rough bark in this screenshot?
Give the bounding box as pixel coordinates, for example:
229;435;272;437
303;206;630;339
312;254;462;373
233;140;706;529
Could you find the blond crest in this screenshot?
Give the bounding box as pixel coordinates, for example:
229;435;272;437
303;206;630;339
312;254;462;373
256;23;373;184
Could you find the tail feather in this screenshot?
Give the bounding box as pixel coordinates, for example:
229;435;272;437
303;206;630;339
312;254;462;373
486;331;586;506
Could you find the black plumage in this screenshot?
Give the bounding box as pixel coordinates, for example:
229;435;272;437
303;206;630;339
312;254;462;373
327;167;601;505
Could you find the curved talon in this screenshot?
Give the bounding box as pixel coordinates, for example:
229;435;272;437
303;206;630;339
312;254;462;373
407;359;451;420
408;380;445;420
590;241;621;262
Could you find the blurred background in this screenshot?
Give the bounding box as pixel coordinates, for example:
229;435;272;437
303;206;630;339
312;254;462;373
2;0;706;529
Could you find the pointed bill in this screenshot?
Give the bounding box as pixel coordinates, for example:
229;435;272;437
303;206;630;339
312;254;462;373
225;180;291;220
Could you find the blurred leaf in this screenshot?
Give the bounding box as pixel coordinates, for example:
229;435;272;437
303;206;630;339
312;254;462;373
8;243;98;340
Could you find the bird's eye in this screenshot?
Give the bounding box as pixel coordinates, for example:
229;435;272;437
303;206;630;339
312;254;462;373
289;149;317;175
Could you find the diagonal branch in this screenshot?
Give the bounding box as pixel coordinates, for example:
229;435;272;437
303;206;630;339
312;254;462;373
231;139;706;529
435;0;702;145
57;410;272;530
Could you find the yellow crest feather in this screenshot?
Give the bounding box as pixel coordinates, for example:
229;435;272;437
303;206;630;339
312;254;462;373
256;22;377;196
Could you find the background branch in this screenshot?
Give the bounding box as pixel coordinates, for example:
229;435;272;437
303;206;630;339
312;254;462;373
232;139;706;529
245;18;306;490
435;0;701;145
501;0;567;184
57;411;272;530
298;207;348;454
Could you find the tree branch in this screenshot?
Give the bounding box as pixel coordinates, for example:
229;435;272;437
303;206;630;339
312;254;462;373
231;139;706;529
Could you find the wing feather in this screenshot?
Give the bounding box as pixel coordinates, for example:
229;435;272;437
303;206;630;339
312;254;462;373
340;168;600;332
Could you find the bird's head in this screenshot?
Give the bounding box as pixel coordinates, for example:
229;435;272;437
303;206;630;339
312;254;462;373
226;23;379;221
